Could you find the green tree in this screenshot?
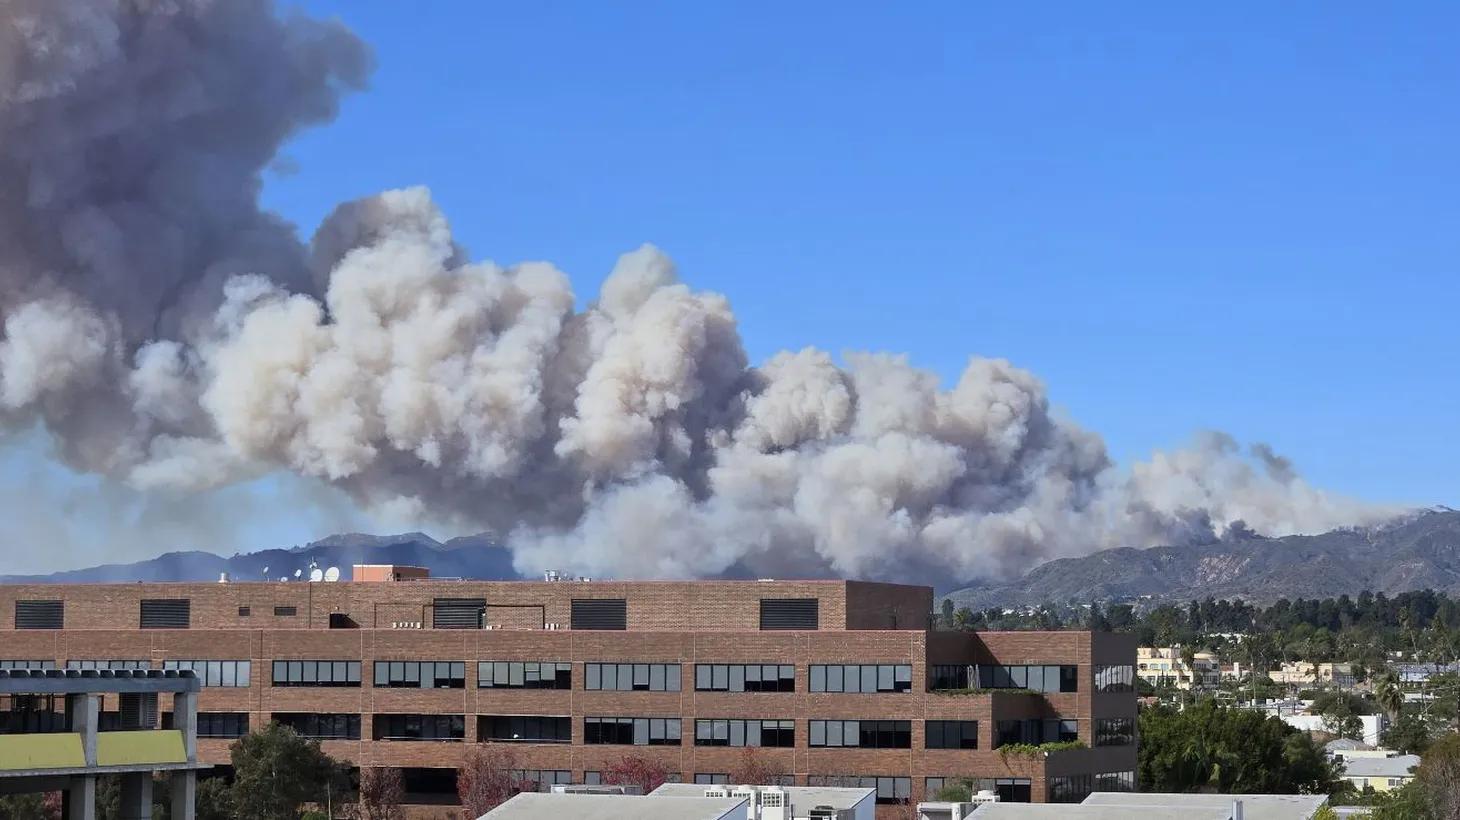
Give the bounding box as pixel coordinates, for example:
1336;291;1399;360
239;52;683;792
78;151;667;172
229;723;349;820
1414;732;1460;819
952;607;975;631
1376;670;1405;721
0;793;57;820
1139;700;1338;794
1382;712;1433;756
939;598;955;629
196;778;235;820
933;782;974;801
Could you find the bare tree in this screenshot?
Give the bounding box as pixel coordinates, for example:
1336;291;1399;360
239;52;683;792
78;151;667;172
1419;732;1460;820
602;755;672;794
458;746;527;817
726;748;788;786
357;766;406;820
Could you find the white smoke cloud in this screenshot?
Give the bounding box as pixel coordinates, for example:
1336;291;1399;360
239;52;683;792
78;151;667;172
0;1;1407;581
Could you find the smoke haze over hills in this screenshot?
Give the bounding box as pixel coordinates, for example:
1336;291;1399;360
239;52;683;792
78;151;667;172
0;1;1407;583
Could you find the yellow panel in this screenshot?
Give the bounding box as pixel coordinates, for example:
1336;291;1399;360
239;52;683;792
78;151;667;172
0;734;86;771
96;730;187;767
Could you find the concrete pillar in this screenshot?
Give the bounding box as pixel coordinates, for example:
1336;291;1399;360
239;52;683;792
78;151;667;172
170;770;197;820
66;694;99;767
172;692;198;759
118;772;153;820
64;775;96;820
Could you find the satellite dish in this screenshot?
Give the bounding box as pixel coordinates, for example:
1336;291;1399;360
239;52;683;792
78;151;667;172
294;569;302;579
309;568;324;583
324;567;341;583
262;566;269;575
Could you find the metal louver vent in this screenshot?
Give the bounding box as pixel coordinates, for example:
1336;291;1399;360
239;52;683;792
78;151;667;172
432;598;485;629
570;599;627;631
119;692;159;730
759;598;819;630
139;599;191;629
14;600;63;630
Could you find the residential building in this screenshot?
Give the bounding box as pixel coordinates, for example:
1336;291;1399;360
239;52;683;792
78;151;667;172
1135;648;1219;690
0;570;1138;816
1268;662;1355;689
0;667;208;820
1279;712;1388;747
1341;754;1420;793
1393;662;1460;685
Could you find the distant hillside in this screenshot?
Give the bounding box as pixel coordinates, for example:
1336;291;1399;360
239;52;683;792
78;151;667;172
12;511;1460;605
947;509;1460;610
0;532;520;584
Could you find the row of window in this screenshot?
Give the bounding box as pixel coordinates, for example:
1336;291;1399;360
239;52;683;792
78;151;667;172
585;663;682;692
925;777;1034;804
806;776;911;805
995;719;1080;748
808;664;913;693
179;714;1092;750
1094;717;1136;747
1094;665;1136;693
693;719;795;748
927;664;1080;693
1048;771;1138;803
9;658;1120;696
375;662;467;689
583;717;683;746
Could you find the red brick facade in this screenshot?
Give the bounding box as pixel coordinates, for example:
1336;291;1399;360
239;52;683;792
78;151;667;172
0;579;1137;814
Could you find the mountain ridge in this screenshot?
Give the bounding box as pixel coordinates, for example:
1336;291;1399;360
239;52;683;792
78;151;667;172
947;509;1460;610
7;511;1460;607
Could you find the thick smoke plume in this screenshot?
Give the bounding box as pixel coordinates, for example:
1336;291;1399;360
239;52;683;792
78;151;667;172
0;1;1403;582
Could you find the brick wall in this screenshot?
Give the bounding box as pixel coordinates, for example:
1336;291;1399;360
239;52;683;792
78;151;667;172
0;581;1138;807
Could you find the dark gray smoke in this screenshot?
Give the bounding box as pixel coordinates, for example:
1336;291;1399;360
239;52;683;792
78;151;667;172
0;1;1404;582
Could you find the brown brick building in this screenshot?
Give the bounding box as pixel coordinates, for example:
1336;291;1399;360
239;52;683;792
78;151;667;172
0;572;1138;816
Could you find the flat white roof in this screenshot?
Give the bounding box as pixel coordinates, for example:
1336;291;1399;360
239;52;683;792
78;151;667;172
1080;792;1329;820
968;805;1228;820
649;783;875;809
478;792;748;820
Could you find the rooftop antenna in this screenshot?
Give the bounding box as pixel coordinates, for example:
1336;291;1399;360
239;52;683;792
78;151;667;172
324;567;341;583
308;568;324;583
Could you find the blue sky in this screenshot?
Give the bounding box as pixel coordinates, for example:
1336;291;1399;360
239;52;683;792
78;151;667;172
8;1;1459;571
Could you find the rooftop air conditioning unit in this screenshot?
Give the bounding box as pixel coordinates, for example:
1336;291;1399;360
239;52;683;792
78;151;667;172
703;787;730;799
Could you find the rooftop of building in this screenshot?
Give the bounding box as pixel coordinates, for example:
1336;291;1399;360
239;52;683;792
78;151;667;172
650;782;876;809
0;577;939;633
1078;792;1329;820
965;805;1229;820
1343;754;1421;778
477;792;748;820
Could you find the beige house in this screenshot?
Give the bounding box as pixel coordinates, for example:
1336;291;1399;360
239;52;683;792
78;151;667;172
1136;647;1220;690
1269;661;1355;688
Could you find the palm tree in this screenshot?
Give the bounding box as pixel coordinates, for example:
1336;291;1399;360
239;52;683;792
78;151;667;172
1376;670;1404;722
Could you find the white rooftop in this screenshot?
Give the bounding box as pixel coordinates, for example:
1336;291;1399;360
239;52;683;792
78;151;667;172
968;805;1228;820
477;792;748;820
1343;754;1421;778
649;782;876;809
1080;793;1329;820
